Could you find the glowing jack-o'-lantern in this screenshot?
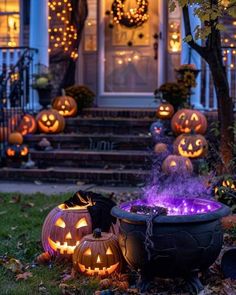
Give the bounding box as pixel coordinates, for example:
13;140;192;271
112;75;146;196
41;204;92;257
173;133;208;159
6;144;29;159
17;114;37;136
73;228;123;277
171;109;207;135
162;154;193;176
156;101;174;120
36;109;65;134
52;95;77;117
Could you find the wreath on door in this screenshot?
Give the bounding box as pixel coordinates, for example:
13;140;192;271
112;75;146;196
111;0;149;28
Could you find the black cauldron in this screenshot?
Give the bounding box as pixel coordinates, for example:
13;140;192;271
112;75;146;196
111;197;230;291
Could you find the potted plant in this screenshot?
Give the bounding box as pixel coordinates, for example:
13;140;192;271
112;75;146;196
32;64;53;108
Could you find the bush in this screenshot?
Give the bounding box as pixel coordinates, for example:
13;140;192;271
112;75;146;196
65;85;95;111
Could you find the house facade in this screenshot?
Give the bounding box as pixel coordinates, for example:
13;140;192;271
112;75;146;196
0;0;235;110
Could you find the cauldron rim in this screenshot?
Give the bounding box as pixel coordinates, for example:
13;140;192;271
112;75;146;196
111;198;230;224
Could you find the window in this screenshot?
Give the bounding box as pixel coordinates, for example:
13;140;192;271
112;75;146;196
0;0;20;47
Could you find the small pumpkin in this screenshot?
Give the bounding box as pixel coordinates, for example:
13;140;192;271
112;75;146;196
6;144;29;158
36;109;65;133
154;143;168;154
17;114;37;136
162;155;193;176
41;203;92;257
73;228;123;277
156;101;174;120
171;109;207;135
173;133;208;158
52;95;77;117
8;132;24;145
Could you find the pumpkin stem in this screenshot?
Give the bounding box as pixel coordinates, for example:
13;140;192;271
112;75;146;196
93;228;102;238
61;89;66;96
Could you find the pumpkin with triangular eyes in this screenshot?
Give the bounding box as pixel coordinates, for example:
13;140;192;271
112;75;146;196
6;144;29;159
73;228;123;277
36;109;65;133
156;101;174;120
41;204;92;257
214;177;236;213
162;154;193;176
17;114;37;136
52;95;77;117
171;109;207;135
173;133;208;159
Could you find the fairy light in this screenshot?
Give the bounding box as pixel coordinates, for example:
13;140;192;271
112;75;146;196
111;0;149;28
48;0;78;60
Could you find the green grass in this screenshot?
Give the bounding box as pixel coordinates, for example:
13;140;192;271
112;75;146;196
0;193;99;295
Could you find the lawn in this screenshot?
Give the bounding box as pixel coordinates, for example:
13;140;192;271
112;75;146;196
0;193;99;295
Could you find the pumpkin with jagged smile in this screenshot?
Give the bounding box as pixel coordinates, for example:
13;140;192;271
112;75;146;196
156;102;174;120
174;133;208;158
73;228;123;277
171;109;207;135
41;204;92;257
17;114;37;136
36;109;65;133
52;95;77;117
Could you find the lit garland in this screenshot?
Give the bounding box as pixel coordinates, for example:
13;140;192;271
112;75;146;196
111;0;149;28
48;0;78;60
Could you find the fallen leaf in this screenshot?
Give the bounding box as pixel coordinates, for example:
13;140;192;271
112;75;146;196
5;258;24;273
9;195;21;204
16;271;32;281
38;281;49;294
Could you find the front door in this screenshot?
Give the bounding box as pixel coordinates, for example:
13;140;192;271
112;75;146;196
98;0;162;107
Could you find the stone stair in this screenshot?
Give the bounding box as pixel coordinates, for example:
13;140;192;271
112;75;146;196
0;108;156;185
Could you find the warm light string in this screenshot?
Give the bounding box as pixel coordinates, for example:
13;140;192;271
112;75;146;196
48;0;78;60
111;0;149;28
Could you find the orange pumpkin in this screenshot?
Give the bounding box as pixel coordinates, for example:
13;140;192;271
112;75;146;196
8;132;23;145
162;155;193;176
154;143;168;154
171;109;207;135
73;228;123;277
41;203;92;257
17;114;37;136
156;101;174;120
52;95;77;117
36;109;65;133
173;133;208;158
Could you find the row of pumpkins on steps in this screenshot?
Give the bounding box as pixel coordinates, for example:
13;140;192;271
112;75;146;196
3;94;78;159
152;101;208;176
39;191;123;278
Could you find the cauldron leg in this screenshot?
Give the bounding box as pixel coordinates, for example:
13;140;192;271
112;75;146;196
186;271;204;295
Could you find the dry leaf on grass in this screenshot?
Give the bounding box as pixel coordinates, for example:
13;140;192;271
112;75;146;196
5;258;24;273
16;271;33;281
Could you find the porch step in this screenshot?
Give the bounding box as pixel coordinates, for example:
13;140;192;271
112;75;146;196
29;149;151;169
0;167;149;185
24;133;152;150
82;108;156;119
65;117;153;134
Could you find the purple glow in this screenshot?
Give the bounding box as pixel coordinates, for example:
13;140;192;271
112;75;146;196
120;197;222;216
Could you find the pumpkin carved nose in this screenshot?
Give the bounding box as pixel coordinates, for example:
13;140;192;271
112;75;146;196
65;232;72;239
185;120;189;125
96;255;101;263
188;144;193;150
46;121;51;126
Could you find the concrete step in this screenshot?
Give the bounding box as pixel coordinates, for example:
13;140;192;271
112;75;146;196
28;149;152;169
82;107;156;119
65;117;154;134
0;167;149;185
24;133;152;150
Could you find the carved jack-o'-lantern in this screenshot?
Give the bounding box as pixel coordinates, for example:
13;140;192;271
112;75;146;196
41;204;92;257
52;95;77;117
8;132;23;145
214;177;236;213
171;109;207;135
73;228;123;277
162;154;193;176
173;133;208;159
156;101;174;120
36;109;65;133
17;114;37;136
6;144;29;159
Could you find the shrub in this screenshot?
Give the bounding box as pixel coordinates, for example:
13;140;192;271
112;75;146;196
65;85;95;111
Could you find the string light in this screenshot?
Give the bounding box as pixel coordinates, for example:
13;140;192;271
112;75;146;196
48;0;78;60
111;0;149;28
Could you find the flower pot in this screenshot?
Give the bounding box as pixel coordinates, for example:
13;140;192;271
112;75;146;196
37;88;52;108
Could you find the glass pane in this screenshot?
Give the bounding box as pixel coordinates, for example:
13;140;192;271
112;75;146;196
0;14;20;46
104;0;158;93
0;0;19;12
